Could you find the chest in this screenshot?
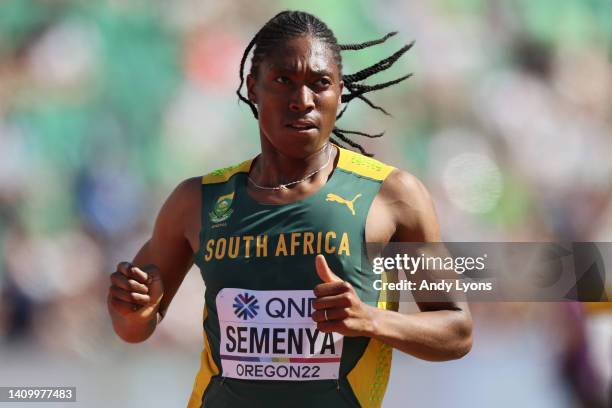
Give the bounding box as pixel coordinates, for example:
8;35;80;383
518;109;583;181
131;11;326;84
195;171;393;295
184;182;395;257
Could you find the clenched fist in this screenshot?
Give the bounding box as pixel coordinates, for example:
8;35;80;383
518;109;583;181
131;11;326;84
107;262;164;324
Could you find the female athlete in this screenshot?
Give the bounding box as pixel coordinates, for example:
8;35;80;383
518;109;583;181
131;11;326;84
107;10;472;408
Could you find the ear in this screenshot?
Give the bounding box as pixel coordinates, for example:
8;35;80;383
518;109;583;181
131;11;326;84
337;80;344;105
247;74;257;104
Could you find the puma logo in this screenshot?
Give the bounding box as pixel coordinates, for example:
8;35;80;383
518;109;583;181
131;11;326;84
326;193;362;216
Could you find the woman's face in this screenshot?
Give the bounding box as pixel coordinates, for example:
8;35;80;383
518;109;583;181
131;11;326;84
247;35;343;159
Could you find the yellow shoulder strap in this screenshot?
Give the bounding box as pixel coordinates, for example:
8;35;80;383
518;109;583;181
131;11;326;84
336;146;394;181
202;159;252;185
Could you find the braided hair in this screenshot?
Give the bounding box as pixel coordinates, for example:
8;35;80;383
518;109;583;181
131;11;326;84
236;10;413;157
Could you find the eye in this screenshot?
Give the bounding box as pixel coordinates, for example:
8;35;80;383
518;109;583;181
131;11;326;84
315;78;332;87
274;76;290;84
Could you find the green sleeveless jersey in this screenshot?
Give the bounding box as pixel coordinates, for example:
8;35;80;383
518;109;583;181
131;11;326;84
187;146;398;408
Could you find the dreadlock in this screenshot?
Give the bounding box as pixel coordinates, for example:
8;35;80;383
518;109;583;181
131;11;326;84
236;10;413;157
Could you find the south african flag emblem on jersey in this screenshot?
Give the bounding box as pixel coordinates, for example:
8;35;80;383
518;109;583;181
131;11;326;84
209;192;235;223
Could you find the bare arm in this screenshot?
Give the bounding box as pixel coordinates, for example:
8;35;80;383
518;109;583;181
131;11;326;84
313;170;472;361
107;177;200;343
369;170;472;360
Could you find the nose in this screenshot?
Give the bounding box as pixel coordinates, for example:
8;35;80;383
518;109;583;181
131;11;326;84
289;85;315;112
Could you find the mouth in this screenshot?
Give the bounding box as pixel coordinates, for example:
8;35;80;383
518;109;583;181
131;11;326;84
286;120;318;132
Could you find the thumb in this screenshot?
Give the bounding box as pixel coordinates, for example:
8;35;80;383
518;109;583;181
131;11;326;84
315;255;342;283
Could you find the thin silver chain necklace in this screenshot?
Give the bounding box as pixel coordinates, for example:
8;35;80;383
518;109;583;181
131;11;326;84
248;144;332;191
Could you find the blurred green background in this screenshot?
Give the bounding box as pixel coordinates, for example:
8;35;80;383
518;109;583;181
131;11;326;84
0;0;611;407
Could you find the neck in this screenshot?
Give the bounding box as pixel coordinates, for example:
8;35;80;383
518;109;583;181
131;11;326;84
252;137;332;187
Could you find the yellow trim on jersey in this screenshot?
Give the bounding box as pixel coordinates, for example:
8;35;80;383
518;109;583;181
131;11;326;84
347;271;398;408
202;160;252;185
201;145;393;185
187;306;219;408
584;302;612;314
336;147;395;181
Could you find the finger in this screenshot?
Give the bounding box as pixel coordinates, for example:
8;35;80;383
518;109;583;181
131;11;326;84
312;293;352;310
116;262;133;277
312;307;350;323
317;320;344;333
315;255;342;283
109;286;149;305
129;266;149;284
110;273;149;294
109;286;151;305
313;280;352;298
128;278;149;294
142;266;163;304
110;272;130;290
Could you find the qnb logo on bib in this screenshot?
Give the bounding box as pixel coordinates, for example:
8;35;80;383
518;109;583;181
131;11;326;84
216;288;344;381
233;292;259;320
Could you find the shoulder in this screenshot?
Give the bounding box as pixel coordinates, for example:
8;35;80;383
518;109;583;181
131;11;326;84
379;169;433;206
378;168;441;242
156;176;202;223
167;157;252;209
147;176;202;244
169;176;202;204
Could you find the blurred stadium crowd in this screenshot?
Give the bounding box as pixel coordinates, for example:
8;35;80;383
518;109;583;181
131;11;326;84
0;0;610;406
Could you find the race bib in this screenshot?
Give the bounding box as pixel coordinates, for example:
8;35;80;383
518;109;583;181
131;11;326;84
216;288;344;381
